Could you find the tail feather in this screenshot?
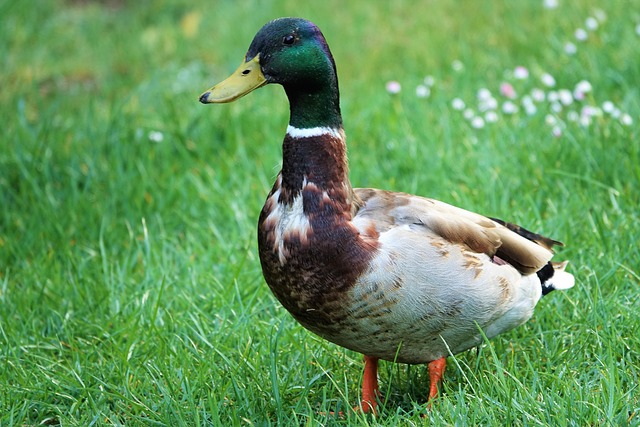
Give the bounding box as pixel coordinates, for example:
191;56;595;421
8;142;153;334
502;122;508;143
489;217;564;251
538;260;575;295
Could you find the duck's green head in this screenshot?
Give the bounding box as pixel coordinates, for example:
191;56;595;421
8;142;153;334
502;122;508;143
200;18;341;128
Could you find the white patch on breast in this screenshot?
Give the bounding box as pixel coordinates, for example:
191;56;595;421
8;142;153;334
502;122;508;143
264;180;312;265
286;125;341;139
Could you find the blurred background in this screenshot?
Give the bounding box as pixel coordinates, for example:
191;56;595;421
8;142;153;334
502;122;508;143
1;0;639;425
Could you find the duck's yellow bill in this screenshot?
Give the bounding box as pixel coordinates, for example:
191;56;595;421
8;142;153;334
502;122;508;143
199;55;267;103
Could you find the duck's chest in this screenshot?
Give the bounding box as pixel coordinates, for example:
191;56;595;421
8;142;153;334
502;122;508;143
256;179;373;330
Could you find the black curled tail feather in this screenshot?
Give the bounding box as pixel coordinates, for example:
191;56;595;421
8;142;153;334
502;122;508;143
537;262;556;295
487;217;574;294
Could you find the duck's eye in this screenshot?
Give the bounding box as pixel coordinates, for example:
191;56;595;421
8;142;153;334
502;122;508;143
282;34;296;45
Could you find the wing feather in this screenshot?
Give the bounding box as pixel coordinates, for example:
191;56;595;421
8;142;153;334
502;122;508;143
354;188;558;274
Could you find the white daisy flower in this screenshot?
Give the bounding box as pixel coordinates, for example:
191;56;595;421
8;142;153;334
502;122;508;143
531;88;546;102
602;101;615;113
502;101;519;114
594;9;606;22
415;85;430;98
471;116;485;129
564;42;577;54
558;89;574;105
423;75;436;86
452;98;466;110
463;108;475;120
585;17;599;31
514;66;529;79
477;88;492;101
485;111;499;123
541;73;556;87
385;81;401;94
545;114;557;125
148;131;164;142
575;28;588;41
567;111;579;122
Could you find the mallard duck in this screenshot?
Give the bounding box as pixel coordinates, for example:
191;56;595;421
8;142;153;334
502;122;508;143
199;17;574;414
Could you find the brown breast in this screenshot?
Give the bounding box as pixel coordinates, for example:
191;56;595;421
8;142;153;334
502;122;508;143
257;131;376;335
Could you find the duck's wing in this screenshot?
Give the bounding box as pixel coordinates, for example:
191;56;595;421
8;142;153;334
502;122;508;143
353;188;560;275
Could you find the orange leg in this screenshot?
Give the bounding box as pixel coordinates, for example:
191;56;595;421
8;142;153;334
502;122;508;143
326;355;379;417
427;357;446;404
360;355;379;414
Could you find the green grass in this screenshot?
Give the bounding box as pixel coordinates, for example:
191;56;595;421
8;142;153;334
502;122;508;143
1;0;639;425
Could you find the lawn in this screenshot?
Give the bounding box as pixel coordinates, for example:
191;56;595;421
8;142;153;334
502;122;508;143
1;0;639;425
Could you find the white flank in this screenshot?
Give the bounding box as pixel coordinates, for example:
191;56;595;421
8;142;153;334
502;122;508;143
286;125;341;139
